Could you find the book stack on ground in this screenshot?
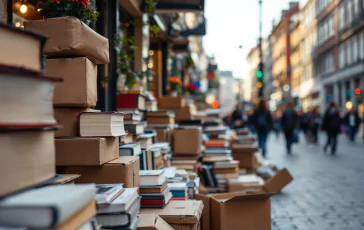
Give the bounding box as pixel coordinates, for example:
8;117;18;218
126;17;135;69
197;164;218;189
139;170;172;208
168;182;188;200
0;184;97;229
0;24;62;197
212;160;240;188
150;142;172;167
137;133;158;170
95;185;141;229
171;127;203;172
145;110;176;125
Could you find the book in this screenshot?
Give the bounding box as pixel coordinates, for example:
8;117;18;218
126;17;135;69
140;170;165;186
140;186;171;199
119;142;142;156
0;65;61;126
168;182;187;191
150;142;170;154
78;112;126;137
139;180;168;193
97;187;139;214
124;113;142;121
95;184;124;204
117;94;146;110
140;192;172;208
120;134;134;145
147;117;175;125
0;126;57;197
96;196;141;228
118;215;140;230
137;134;155;149
0;24;47;72
124;124;144;135
214;160;240;169
146;110;176;118
0;185;96;228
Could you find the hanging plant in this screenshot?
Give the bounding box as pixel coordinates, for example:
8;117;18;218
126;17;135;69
35;0;99;24
143;0;160;37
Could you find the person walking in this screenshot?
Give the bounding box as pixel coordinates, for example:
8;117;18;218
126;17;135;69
322;101;342;155
344;108;361;144
231;104;243;129
308;107;321;145
281;101;299;154
252;99;272;157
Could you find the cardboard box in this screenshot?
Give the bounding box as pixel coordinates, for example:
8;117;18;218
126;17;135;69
141;200;203;225
46;57;97;107
156;129;168;142
232;152;256;169
55;137;119;166
263;168;294;193
63;156;140;188
24;16;109;64
173;106;192;121
232;143;259;153
173;128;202;154
54;108;99;136
137;214;174;230
169;223;199;230
158;97;185;109
209;192;274;230
195;194;210;230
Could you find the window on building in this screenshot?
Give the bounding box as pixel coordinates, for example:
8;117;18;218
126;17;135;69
329;17;334;37
339;43;345;68
354;0;359;15
347;0;353;24
360;32;364;59
353;36;358;62
347;40;352;65
338;4;345;30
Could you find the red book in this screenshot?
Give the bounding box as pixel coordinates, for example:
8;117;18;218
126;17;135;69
171;196;188;201
141;199;165;205
117;94;146;111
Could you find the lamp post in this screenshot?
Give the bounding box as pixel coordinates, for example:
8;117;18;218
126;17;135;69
258;0;264;98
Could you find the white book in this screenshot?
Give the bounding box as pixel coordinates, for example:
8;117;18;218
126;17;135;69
119;143;142;156
95;184;124;204
0;184;95;229
167;182;187;191
140;170;165;186
164;167;177;179
97;187;139;214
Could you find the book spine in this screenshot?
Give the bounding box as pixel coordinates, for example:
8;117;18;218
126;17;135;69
117;94;138;109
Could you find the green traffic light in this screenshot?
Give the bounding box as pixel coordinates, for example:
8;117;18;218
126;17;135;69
256;70;263;78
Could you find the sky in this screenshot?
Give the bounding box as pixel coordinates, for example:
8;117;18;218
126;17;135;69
203;0;307;78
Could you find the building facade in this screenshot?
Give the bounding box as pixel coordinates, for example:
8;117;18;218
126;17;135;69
245;47;260;103
317;0;364;115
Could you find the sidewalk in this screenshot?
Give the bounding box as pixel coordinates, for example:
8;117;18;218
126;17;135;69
268;133;364;230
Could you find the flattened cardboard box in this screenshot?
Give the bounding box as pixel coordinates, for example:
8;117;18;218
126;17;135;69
137;214;174;230
141;200;204;225
46;57;97;107
208;192;274;230
263;168;293;193
158;97;185;109
54;108;99;137
173;128;202;154
24;16;109;64
195;194;210;230
55;137;119;166
64;156;140;188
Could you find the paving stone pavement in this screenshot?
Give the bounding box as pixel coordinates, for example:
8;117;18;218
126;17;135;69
266;132;364;230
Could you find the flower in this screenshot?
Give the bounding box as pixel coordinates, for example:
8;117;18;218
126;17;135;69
168;77;182;85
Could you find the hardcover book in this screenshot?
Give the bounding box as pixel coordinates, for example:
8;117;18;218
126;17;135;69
78;112;126;137
119;142;142;156
117;94;146;111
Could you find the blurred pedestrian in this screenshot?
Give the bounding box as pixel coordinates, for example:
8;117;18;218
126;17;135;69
300;110;309;141
322;101;342;155
273;111;282;138
247;109;256;134
344;108;361;144
307;107;321;145
252;99;272;157
231;104;243;129
281;101;299;154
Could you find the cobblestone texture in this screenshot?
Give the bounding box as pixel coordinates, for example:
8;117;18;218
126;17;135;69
267;133;364;230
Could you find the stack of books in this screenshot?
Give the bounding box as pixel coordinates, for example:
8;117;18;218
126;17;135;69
0;184;97;229
198;164;218;188
145;110;176;125
139;170;172;208
213;160;240;188
137;133;158;170
96;185;141;229
0;25;60;197
168;182;188;200
150;142;172;167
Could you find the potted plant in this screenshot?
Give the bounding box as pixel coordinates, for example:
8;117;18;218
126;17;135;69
23;0;109;64
168;77;182;97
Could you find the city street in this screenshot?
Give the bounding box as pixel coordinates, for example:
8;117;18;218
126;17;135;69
268;132;364;230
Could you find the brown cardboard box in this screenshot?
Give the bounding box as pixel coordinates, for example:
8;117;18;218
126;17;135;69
263;168;294;193
232;143;259;153
64;156;140;188
173;107;192;121
169;223;199;230
137;214;174;230
55;137;119;166
195;194;210;230
156;129;168;142
54;108;99;137
141;200;203;225
209;192;273;230
158;97;185;109
173;128;202;154
232;152;256;169
24;17;109;64
46;57;97;107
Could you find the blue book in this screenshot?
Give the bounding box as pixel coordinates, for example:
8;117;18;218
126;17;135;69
115;216;140;230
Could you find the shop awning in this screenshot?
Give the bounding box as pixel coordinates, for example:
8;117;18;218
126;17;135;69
155;0;204;13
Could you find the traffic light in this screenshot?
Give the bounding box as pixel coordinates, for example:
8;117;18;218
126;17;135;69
256;62;264;97
355;88;361;95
